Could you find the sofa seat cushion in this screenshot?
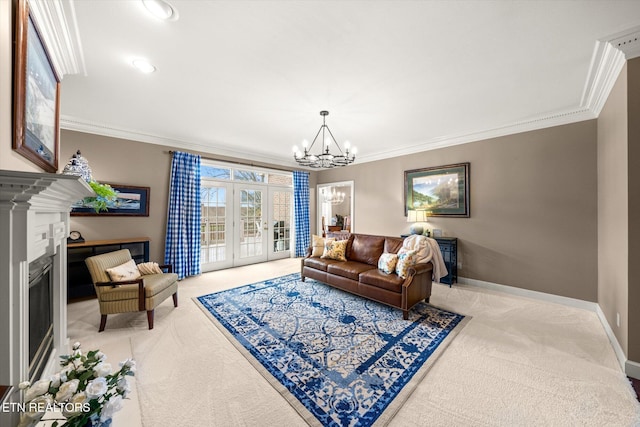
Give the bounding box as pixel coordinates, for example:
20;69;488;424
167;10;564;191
327;261;376;281
100;273;178;301
303;257;341;272
359;269;404;293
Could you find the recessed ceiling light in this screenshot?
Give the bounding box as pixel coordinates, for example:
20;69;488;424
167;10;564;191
141;0;179;21
132;59;156;74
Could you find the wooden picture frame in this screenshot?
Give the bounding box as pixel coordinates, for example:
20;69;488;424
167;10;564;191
13;0;61;173
404;163;470;217
71;184;150;217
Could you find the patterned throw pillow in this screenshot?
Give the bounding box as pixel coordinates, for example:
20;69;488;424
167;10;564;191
395;248;418;279
378;253;398;274
137;262;163;275
106;259;141;282
312;235;334;257
321;239;348;261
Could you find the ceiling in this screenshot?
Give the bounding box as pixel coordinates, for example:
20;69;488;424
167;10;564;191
58;1;640;168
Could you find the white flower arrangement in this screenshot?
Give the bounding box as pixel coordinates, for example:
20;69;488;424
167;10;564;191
18;342;135;427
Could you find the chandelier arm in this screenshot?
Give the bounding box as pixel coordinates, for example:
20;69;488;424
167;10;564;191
324;126;344;154
307;125;325;152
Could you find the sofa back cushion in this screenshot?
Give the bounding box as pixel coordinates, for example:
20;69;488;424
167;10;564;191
349;234;385;266
384;237;405;254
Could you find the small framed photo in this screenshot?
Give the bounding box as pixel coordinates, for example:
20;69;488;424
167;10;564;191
13;0;61;173
404;163;470;217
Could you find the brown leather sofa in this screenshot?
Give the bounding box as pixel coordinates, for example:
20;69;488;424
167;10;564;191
301;233;433;319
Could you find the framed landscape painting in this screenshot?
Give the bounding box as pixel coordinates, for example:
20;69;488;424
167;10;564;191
71;184;150;217
404;163;470;217
13;0;61;173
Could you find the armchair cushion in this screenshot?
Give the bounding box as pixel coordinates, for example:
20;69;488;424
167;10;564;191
99;273;179;301
106;259;141;282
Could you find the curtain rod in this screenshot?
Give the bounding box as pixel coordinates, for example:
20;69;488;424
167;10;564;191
166;150;296;173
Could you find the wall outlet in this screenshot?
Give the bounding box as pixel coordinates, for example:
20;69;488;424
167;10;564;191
616;312;621;328
457;262;462;270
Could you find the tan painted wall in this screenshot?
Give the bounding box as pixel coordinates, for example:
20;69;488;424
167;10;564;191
597;64;629;355
318;121;598;301
628;58;640;362
61;131;173;262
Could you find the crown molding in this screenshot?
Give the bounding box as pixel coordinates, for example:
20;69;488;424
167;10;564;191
357;107;595;164
29;0;86;77
608;25;640;60
580;25;640;117
59;115;299;169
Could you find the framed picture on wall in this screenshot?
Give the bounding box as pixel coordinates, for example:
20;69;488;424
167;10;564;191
71;184;150;216
404;163;470;217
13;0;61;173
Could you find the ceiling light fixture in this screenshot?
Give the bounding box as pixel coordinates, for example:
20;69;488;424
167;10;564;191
293;111;356;168
322;188;345;205
141;0;178;21
132;59;156;73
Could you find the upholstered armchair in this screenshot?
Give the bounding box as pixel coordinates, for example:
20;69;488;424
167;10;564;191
85;249;178;332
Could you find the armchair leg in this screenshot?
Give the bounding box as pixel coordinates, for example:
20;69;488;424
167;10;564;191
99;315;107;332
402;310;409;320
173;292;178;307
147;310;154;330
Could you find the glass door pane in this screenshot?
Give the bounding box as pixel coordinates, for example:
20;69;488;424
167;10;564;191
201;183;233;271
269;187;292;259
234;185;268;266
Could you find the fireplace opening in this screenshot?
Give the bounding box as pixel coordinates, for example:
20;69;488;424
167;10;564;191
29;256;54;382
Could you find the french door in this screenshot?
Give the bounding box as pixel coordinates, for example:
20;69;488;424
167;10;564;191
201;183;234;271
201;182;292;272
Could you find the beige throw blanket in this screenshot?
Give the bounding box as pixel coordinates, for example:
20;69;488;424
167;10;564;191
402;234;448;282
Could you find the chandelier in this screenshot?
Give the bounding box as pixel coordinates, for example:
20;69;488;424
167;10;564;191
293;111;357;168
322;188;345;205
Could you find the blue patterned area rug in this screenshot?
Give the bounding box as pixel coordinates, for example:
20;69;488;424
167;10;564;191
195;273;468;426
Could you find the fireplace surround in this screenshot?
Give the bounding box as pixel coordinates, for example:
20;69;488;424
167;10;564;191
0;170;93;426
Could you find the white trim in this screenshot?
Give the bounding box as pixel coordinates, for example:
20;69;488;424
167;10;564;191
607;25;640;60
457;276;640;378
626;360;640;380
60;115;298;169
29;0;86;77
457;276;598;312
595;304;627;374
580;41;626;117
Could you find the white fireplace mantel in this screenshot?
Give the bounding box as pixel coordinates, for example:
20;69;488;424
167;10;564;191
0;170;93;426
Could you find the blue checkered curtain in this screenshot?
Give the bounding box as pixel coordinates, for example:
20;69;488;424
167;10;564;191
165;151;201;279
293;170;310;257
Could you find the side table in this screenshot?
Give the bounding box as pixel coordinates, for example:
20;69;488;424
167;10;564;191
434;237;457;286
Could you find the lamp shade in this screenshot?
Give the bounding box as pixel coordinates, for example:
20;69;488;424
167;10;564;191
406;210;427;223
407;209;428;235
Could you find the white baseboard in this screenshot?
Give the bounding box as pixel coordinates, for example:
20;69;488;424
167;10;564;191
458;276;638;379
626;360;640;380
457;276;598;311
595;304;628;374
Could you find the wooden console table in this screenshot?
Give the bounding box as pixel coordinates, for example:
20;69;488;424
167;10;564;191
67;237;150;301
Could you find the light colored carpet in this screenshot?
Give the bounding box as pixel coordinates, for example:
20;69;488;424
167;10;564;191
67;258;640;426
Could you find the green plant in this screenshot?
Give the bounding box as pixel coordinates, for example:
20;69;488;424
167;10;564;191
84;181;118;213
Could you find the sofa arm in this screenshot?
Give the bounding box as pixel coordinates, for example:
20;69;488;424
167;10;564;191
408;262;433;277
